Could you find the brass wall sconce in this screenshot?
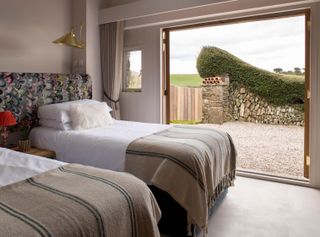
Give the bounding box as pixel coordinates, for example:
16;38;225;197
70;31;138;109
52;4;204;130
53;23;85;49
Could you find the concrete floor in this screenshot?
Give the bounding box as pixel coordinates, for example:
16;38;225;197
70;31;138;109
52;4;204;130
205;177;320;237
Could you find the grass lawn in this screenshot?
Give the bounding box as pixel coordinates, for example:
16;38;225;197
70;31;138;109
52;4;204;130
170;120;202;125
279;74;305;83
170;74;202;87
170;73;304;87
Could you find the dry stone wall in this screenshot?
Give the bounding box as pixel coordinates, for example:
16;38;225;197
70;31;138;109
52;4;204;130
228;86;304;126
202;77;304;126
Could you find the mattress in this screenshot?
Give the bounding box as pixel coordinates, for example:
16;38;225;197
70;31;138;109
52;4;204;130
30;120;170;171
0;147;65;187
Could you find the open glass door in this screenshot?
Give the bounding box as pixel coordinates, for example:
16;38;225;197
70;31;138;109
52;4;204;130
304;11;311;179
162;29;170;124
162;10;310;182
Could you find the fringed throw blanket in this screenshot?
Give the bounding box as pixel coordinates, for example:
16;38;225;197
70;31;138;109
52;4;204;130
0;164;161;237
125;126;236;234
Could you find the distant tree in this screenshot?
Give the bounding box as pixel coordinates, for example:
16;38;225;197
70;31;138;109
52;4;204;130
273;68;283;73
294;67;302;75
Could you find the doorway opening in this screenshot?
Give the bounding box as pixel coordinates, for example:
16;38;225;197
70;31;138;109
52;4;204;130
162;10;310;181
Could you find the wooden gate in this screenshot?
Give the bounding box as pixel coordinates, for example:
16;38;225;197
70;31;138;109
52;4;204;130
170;86;202;121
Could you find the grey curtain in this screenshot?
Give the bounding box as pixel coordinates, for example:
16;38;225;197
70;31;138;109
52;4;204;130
100;21;124;119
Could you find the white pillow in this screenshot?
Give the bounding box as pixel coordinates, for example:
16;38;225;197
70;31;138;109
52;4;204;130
38;100;112;123
69;103;114;130
39;119;71;130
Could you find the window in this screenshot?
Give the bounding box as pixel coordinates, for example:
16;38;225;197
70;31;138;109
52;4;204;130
123;49;142;92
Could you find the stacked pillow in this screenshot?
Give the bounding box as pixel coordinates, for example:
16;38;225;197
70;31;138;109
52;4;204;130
38;99;114;130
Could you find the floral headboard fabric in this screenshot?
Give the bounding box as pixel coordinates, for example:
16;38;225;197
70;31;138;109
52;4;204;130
0;73;92;122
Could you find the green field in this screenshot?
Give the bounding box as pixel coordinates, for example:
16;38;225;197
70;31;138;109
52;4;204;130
170;74;202;87
170;73;305;89
280;74;305;83
170;120;201;125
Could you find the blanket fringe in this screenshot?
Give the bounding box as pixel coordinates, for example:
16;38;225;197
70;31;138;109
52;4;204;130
210;170;236;208
187;215;193;236
191;170;236;237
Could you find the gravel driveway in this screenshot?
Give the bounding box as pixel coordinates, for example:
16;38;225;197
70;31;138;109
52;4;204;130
199;122;305;179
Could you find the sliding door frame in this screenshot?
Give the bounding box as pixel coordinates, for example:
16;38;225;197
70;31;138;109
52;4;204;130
162;9;311;180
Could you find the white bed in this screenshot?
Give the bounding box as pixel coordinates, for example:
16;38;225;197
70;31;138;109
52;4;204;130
0;147;65;187
30;120;171;171
29;100;236;235
0;147;161;237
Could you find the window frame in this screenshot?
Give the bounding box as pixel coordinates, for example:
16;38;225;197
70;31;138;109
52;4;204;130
122;47;142;92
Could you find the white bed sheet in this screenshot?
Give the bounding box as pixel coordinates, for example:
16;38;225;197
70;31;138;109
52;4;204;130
0;148;65;188
30;120;170;171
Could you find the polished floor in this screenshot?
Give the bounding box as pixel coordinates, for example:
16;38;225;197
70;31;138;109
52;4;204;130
204;177;320;237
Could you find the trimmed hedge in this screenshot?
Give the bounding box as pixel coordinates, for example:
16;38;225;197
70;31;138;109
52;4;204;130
196;46;305;106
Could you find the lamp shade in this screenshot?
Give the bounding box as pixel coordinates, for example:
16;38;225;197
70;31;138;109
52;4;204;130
0;111;17;126
53;29;85;49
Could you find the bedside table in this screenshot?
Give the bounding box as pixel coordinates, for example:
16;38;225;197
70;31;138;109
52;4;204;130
12;147;56;159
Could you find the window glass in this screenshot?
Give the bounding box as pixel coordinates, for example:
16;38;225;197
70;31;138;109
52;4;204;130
123;50;142;91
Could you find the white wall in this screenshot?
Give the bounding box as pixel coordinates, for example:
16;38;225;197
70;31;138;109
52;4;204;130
0;0;103;98
86;0;103;100
125;0;318;29
100;0;138;8
100;0;231;23
121;27;161;122
72;0;86;74
72;0;103;100
0;0;72;73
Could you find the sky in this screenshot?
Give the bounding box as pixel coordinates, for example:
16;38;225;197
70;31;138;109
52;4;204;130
170;15;305;74
128;50;142;72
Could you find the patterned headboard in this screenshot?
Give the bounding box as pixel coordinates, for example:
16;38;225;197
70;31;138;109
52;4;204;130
0;72;92;123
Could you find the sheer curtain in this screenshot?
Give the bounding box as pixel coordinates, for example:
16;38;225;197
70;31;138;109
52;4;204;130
100;21;124;119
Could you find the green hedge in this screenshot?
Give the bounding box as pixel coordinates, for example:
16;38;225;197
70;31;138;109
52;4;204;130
196;46;305;106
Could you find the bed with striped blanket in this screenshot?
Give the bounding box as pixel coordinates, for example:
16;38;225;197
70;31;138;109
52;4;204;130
125;125;236;234
0;163;161;237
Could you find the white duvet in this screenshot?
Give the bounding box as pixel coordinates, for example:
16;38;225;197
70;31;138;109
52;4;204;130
30;120;170;171
0;148;65;187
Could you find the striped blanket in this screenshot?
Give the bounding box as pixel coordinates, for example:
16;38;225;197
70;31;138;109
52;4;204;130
0;164;161;237
125;126;236;233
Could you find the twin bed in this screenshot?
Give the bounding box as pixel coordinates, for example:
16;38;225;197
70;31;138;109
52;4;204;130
27;99;237;236
0;148;161;237
1;74;236;237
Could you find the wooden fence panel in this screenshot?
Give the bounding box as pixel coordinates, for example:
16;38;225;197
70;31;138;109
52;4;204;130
170;86;202;121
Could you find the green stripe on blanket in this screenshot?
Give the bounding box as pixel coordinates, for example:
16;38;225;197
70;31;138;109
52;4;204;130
0;202;52;237
27;178;105;237
59;166;137;237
